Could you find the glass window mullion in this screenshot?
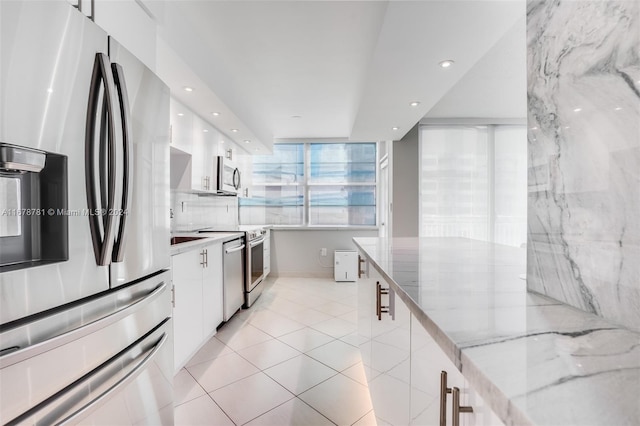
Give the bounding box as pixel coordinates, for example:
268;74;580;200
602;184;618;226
304;143;310;226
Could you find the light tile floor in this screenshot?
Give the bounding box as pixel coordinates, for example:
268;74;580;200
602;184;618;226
175;276;376;426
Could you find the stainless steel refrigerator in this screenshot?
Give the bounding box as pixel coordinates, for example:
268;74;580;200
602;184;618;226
0;1;173;424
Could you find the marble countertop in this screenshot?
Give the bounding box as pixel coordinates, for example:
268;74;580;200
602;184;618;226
170;232;244;256
353;237;640;426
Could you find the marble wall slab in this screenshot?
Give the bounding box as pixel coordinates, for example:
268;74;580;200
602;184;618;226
526;0;640;331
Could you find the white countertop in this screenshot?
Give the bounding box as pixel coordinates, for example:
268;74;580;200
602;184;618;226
353;237;640;426
170;232;244;256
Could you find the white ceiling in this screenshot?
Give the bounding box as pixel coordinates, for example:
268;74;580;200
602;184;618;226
151;0;526;152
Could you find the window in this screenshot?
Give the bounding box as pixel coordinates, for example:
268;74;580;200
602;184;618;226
419;125;527;247
241;142;377;227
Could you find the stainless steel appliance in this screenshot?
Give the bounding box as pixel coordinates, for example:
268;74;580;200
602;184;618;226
213;152;241;195
0;1;172;424
223;237;245;321
245;228;266;308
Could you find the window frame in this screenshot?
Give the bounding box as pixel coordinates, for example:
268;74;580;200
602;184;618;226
250;141;379;229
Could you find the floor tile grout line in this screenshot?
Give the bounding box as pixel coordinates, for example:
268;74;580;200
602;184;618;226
351;409;375;426
178;277;367;425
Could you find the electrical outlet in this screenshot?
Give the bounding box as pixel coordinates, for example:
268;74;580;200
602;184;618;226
320;248;327;257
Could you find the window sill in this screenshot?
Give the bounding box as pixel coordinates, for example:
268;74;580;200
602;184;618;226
270;225;379;231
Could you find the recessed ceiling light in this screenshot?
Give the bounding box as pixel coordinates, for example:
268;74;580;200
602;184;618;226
410;101;420;107
212;112;221;116
231;129;239;132
220;140;225;144
530;126;538;130
183;86;193;92
254;148;259;152
244;140;250;144
203;129;209;133
439;60;455;68
291;115;302;119
573;107;582;112
177;113;184;117
615;107;623;111
392;127;399;131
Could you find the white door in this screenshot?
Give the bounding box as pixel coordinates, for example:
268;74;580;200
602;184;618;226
379;156;390;238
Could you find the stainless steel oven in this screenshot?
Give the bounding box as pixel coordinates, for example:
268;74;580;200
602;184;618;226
244;229;266;307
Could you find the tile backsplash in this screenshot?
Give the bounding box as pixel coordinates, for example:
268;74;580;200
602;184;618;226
526;0;640;330
171;192;238;232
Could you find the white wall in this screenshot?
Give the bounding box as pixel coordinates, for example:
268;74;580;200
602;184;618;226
270;229;378;278
392;124;419;237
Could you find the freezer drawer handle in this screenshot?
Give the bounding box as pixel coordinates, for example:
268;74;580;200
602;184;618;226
7;328;169;426
225;244;246;254
0;282;167;369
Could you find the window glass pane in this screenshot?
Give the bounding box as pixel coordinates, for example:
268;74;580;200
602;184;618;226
420;126;489;240
239;186;303;225
309;143;376;183
309;185;376;225
494;126;527;247
252;144;304;184
419;125;527;247
243;142;377;227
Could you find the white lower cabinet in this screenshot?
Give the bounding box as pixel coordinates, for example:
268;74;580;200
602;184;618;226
201;241;223;338
357;252;504;426
171;241;223;372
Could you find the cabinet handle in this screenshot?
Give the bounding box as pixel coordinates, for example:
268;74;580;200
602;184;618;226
358;255;365;278
440;371;452;426
204;249;208;267
376;281;389;321
200;250;206;267
452;387;473;426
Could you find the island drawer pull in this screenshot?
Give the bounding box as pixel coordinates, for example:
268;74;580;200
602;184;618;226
452;387;473;426
376;281;389;320
440;371;452;426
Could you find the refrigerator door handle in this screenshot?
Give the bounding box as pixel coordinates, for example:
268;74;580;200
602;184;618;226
110;62;133;263
85;52;121;266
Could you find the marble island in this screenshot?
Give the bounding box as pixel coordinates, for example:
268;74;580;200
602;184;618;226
353;237;640;426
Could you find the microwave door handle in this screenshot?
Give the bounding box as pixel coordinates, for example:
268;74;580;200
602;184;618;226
85;53;120;266
110;62;133;263
233;168;241;190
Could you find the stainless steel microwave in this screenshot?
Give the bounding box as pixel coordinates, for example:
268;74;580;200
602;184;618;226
213;153;240;195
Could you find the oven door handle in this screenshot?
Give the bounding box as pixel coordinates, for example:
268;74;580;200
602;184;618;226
225;244;246;254
249;237;265;247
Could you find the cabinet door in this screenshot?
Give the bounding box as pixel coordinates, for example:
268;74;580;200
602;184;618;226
237;153;252;197
368;269;411;426
462;377;505;426
202;242;224;338
410;314;465;425
170;98;193;155
171;250;204;372
356;253;374;383
191;117;207;191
